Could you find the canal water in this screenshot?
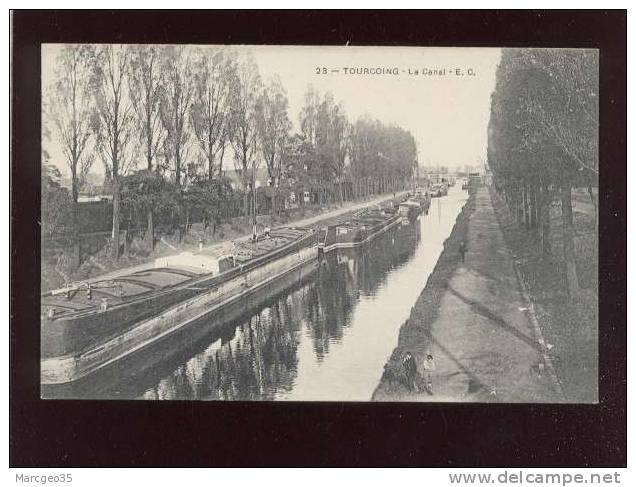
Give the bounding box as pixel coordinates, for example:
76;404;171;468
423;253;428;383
53;186;468;400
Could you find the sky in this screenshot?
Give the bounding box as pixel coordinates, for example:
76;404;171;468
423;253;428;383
42;44;501;178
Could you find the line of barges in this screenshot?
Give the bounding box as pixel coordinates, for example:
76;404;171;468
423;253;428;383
41;195;427;385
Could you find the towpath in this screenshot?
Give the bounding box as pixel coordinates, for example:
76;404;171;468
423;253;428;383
373;187;564;402
77;191;408;283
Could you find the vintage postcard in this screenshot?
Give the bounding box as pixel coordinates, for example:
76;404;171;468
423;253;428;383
39;44;598;402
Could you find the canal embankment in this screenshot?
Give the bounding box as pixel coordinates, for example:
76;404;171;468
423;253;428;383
373;187;565;402
50;191;409;287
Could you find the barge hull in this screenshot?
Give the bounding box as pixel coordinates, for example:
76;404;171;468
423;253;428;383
41;246;318;385
319;217;403;253
41;230;316;358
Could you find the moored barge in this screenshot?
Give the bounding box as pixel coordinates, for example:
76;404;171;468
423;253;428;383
398;200;422;219
412;187;431;213
318;205;402;253
398;187;430;220
41;227;318;385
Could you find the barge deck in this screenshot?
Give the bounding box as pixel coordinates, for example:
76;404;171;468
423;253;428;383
41;227;318;384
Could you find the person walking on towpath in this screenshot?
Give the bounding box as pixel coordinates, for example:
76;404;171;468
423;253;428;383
422;354;436;395
402;351;418;392
458;240;467;262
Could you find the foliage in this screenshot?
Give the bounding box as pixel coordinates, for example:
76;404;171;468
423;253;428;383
190;48;236;179
298;89;350;186
284;134;327;189
349;116;417;181
487;48;599;298
128;45;166;171
256;76;291;184
160;46;194;187
46;44;97;204
120;169;179;221
91;44;137;259
182;176;235;227
41;164;73;238
43;45;422;254
91;44;136;178
488;48;599;194
228;54;262;192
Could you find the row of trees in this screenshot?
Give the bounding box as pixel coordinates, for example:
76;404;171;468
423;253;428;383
285;88;417;207
44;44;418;262
487;48;599;299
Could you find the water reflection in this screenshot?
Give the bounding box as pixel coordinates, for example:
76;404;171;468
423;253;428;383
143;302;301;401
138;222;421;401
46;187;468;400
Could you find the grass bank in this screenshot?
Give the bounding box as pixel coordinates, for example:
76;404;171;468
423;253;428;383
372;192;475;400
490;188;598;403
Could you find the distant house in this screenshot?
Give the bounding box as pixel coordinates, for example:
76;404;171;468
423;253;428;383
221;167;271;192
77;194;112;203
60;171;105;195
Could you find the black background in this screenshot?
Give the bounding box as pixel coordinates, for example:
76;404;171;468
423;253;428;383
10;10;627;467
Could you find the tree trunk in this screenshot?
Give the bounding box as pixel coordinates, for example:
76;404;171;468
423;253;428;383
71;170;79;234
561;182;579;299
523;183;530;229
145;153;155;251
219;143;227;176
111;177;121;260
123;229;129;256
70;168;80;269
538;185;551;258
542;206;552;257
146;210;154;250
530;184;537;228
587;185;598;232
175;152;181;189
272;190;277;217
522;185;527;226
536;189;543;252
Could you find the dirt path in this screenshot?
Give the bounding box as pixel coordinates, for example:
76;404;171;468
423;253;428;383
373;187;564;402
283;191;408;228
74;191;408;284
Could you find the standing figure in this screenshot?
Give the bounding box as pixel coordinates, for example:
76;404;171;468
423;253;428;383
458;240;467;262
402;351;418;392
422;354;436;394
